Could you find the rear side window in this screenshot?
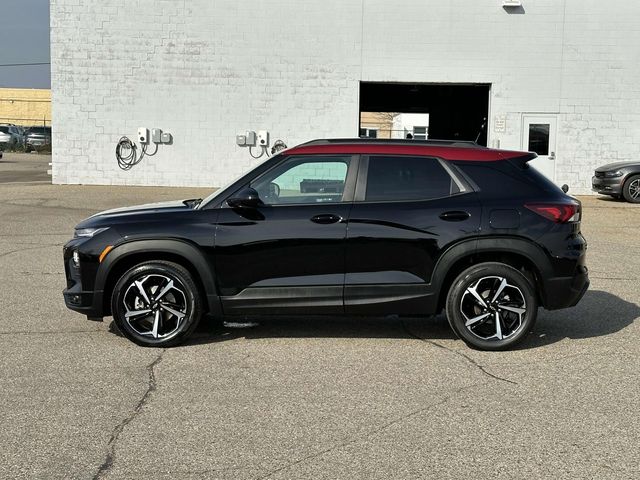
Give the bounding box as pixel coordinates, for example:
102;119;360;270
364;156;458;201
455;162;561;196
0;126;9;133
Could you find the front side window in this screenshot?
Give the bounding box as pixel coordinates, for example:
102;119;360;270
251;156;351;205
365;156;458;202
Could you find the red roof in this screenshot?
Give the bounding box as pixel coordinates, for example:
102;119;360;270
286;141;531;162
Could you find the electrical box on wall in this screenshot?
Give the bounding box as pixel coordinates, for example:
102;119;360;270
258;130;269;147
151;128;162;144
137;127;149;144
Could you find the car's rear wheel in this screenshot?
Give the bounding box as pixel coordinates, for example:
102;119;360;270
622;174;640;203
445;262;538;351
111;260;202;347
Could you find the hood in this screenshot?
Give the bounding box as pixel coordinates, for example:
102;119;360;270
595;161;640;172
76;199;194;229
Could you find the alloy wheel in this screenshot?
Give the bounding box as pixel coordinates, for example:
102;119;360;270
460;275;527;341
122;274;188;339
629;179;640;199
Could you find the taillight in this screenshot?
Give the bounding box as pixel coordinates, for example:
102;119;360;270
525;203;580;223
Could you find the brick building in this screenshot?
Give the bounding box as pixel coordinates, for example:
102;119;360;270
50;0;640;194
0;88;51;127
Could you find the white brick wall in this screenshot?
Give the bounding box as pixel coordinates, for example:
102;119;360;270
51;0;640;194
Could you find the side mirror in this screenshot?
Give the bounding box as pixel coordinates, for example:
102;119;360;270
227;187;263;209
561;184;569;193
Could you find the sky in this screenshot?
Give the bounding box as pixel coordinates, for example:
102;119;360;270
0;0;50;89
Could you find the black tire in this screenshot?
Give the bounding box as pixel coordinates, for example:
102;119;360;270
111;260;203;347
445;262;538;351
622;174;640;203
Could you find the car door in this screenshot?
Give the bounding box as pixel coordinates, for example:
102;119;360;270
214;154;358;314
345;154;481;315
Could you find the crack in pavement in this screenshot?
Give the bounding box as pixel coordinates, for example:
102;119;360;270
255;381;485;480
0;243;63;259
93;350;166;480
401;319;518;385
0;329;103;335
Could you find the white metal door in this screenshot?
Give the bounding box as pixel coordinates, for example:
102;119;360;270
522;115;557;182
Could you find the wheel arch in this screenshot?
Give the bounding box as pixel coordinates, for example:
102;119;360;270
95;239;220;317
432;237;552;311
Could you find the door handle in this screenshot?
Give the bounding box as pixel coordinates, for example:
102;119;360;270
310;214;343;224
439;211;471;222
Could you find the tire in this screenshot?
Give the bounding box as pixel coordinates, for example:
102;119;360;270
622;174;640;203
111;260;203;347
445;262;538;351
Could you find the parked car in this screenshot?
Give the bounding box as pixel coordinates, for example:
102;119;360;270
62;138;589;350
24;126;52;152
592;161;640;203
0;124;21;150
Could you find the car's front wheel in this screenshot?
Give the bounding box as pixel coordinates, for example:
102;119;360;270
445;262;538;351
111;260;203;347
622;174;640;203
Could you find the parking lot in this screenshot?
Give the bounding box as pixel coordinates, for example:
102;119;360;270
0;152;638;479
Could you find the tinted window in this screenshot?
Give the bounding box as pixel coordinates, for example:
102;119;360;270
528;124;550;155
0;126;9;133
251;156;350;205
27;127;51;134
455;162;560;196
365;156;457;201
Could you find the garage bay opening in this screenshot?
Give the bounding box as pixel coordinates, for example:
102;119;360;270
359;82;491;146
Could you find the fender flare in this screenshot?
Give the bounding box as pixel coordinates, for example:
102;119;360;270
430;236;553;303
94;239;221;316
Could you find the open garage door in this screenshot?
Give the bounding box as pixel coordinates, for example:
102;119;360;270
359;82;491;146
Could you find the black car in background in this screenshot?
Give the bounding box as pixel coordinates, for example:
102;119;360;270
25;126;52;152
592;161;640;203
62;139;589;350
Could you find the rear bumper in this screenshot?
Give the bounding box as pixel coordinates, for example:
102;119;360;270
542;265;589;310
592;176;623;195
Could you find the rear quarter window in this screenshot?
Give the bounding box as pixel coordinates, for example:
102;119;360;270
454;161;561;196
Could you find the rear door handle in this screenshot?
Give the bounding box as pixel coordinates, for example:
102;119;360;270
310;214;343;224
439;211;471;222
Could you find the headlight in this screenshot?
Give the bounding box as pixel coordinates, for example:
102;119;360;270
603;170;623;178
72;250;81;268
74;227;109;238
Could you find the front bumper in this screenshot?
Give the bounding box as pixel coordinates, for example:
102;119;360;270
592;175;623;195
63;244;104;320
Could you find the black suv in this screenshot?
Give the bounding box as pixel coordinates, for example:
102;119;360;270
63;139;589;350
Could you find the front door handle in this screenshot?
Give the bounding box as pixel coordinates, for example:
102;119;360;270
310;214;343;224
439;211;471;222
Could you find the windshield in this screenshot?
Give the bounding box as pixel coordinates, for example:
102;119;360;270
27;127;51;134
199;155;274;208
199;175;244;208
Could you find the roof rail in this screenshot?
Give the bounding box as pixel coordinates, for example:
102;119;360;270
298;138;483;148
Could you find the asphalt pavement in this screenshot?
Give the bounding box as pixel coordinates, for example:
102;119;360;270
0;155;638;479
